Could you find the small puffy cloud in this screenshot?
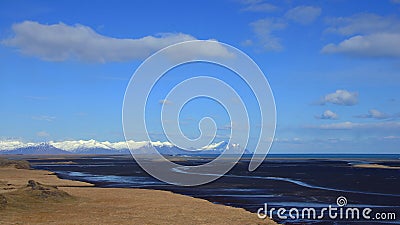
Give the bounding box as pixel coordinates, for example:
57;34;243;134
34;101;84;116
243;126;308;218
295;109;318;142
285;6;321;25
36;131;50;137
322;13;400;58
250;18;287;51
32;115;56;122
315;110;338;120
367;109;389;119
319;90;358;106
2;21;231;63
355;109;399;120
159;99;172;105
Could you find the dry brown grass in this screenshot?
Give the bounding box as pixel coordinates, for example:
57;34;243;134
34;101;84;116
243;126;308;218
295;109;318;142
0;158;30;169
0;162;277;225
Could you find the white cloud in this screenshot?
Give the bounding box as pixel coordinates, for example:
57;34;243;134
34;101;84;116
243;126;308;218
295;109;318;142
318;121;354;129
36;131;50;137
319;90;358;106
241;1;278;12
367;109;388;119
355;109;399;120
311;121;400;130
2;21;231;63
244;5;320;51
32;115;56;122
383;135;400;139
274;137;304;144
315;110;338;120
325;13;400;35
250;18;286;51
322;33;400;57
322;13;400;58
285;6;321;25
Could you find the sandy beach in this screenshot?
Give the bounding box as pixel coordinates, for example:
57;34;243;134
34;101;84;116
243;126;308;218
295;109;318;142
0;158;276;225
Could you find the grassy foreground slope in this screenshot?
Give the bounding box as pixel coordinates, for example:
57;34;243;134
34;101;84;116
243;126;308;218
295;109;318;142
0;157;277;225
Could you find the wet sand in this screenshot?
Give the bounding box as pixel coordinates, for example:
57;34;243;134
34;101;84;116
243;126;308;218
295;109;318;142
0;160;276;225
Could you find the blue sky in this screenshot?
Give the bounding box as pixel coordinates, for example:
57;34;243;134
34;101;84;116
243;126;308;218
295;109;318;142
0;0;399;153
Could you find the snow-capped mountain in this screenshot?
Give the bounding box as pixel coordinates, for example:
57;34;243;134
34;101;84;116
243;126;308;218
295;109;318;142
1;143;71;155
0;139;249;155
49;140;131;154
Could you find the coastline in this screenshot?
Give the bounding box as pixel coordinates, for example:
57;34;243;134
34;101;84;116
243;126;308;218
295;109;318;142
0;158;277;225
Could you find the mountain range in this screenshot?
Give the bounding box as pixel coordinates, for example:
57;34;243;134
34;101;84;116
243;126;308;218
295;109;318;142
0;139;249;155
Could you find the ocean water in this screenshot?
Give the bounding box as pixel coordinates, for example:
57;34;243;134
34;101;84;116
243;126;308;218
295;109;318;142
30;154;400;224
